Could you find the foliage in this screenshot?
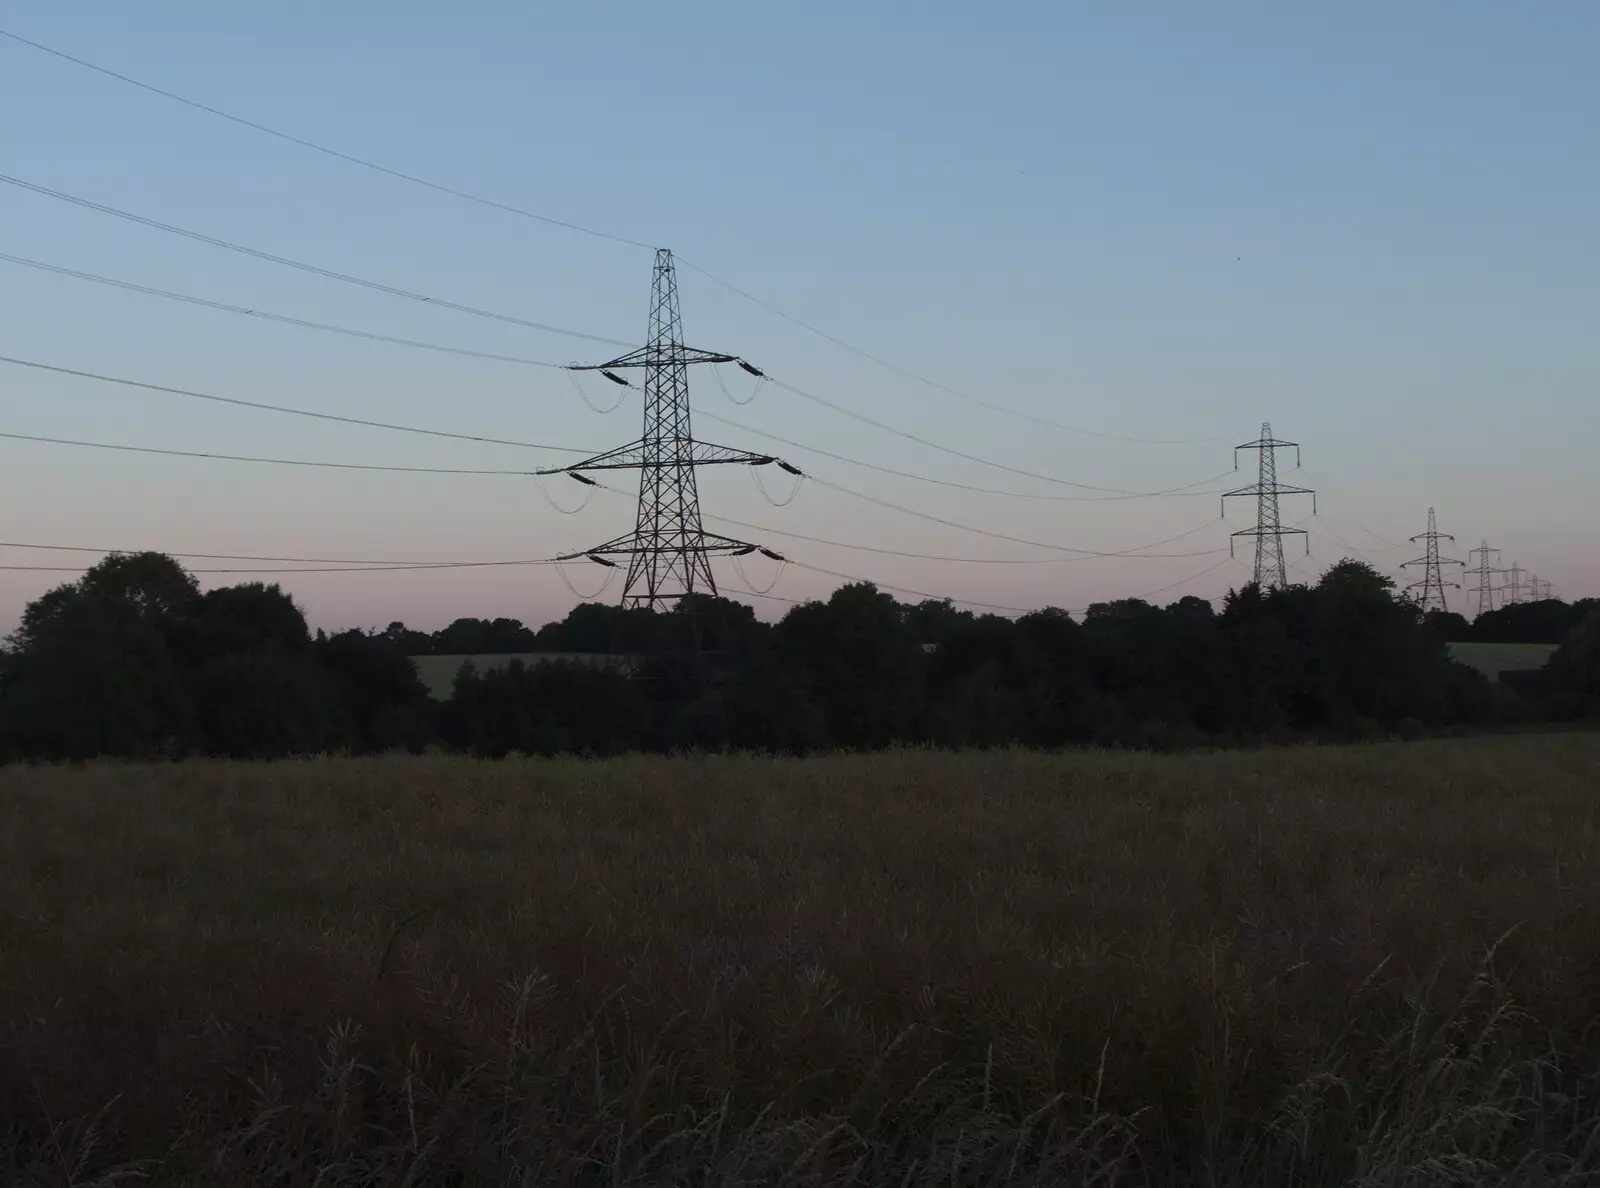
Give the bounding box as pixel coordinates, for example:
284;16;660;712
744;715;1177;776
0;554;1589;761
0;555;431;760
1549;608;1600;707
1470;597;1600;644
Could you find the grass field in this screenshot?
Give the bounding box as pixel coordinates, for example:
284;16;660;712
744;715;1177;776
4;738;1600;1185
410;652;636;699
1447;641;1559;680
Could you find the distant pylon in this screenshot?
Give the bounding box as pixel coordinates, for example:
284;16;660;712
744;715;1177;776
539;249;792;607
1504;563;1526;606
1400;507;1465;613
1222;423;1316;589
1467;542;1504;617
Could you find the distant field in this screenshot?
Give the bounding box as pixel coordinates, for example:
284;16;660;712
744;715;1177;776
5;738;1600;1183
1447;640;1559;679
410;651;633;699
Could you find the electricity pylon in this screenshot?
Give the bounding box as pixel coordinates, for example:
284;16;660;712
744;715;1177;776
1467;542;1504;617
1504;563;1526;606
1222;423;1316;589
1400;507;1465;613
539;249;792;607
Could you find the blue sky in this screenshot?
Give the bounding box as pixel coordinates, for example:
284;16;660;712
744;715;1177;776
1;1;1595;630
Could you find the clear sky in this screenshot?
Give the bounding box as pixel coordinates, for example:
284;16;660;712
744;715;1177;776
1;1;1595;631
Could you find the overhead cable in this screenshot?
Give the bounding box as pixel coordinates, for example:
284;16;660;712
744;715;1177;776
767;377;1218;495
0;253;570;367
700;509;1226;564
678;259;1233;446
0;27;658;252
0;430;549;475
0;539;546;566
0;172;636;348
0;355;592;454
1;254;1232;503
806;473;1214;556
0;26;1229;447
696;406;1233;503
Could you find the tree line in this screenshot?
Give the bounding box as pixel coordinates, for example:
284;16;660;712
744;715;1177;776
0;552;1594;761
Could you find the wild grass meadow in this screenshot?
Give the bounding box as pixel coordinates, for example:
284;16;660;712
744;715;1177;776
4;736;1600;1185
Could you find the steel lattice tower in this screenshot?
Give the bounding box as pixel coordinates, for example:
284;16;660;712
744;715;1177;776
1467;542;1503;617
1400;507;1465;613
1504;563;1526;606
1222;423;1316;589
541;249;788;607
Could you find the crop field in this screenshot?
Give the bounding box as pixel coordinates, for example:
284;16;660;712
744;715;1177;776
4;737;1600;1185
409;652;637;700
1447;641;1559;681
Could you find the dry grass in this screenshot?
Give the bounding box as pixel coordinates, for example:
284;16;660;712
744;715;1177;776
3;736;1600;1185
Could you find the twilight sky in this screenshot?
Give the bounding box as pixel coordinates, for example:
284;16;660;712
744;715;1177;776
1;1;1595;632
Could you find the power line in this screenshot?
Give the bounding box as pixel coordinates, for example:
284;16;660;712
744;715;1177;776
1306;525;1378;558
0;540;550;567
0;560;558;574
0;170;1218;495
0;253;570;368
1;253;1234;504
0;172;636;349
806;473;1220;557
1314;490;1408;549
766;377;1221;495
0;430;548;475
0;355;593;454
696;406;1234;503
0;422;1233;565
0;357;1231;567
702;508;1227;563
0;26;1228;449
0;26;658;252
678;259;1232;446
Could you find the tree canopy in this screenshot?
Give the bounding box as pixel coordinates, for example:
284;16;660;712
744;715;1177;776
0;553;1590;762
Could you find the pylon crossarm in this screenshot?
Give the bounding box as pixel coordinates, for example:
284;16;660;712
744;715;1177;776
534;441;651;474
570;345;737;372
535;440;785;475
1231;527;1308;538
557;531;783;564
685;441;780;466
551;529;645;561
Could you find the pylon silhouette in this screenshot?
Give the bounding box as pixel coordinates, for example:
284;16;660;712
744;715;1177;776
1400;507;1465;613
1222;423;1316;589
540;249;792;607
1504;563;1526;606
1466;542;1503;617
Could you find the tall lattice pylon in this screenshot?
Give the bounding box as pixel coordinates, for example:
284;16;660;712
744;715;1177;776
539;249;791;606
1467;542;1503;617
1221;423;1316;589
1400;507;1465;613
1504;563;1526;606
